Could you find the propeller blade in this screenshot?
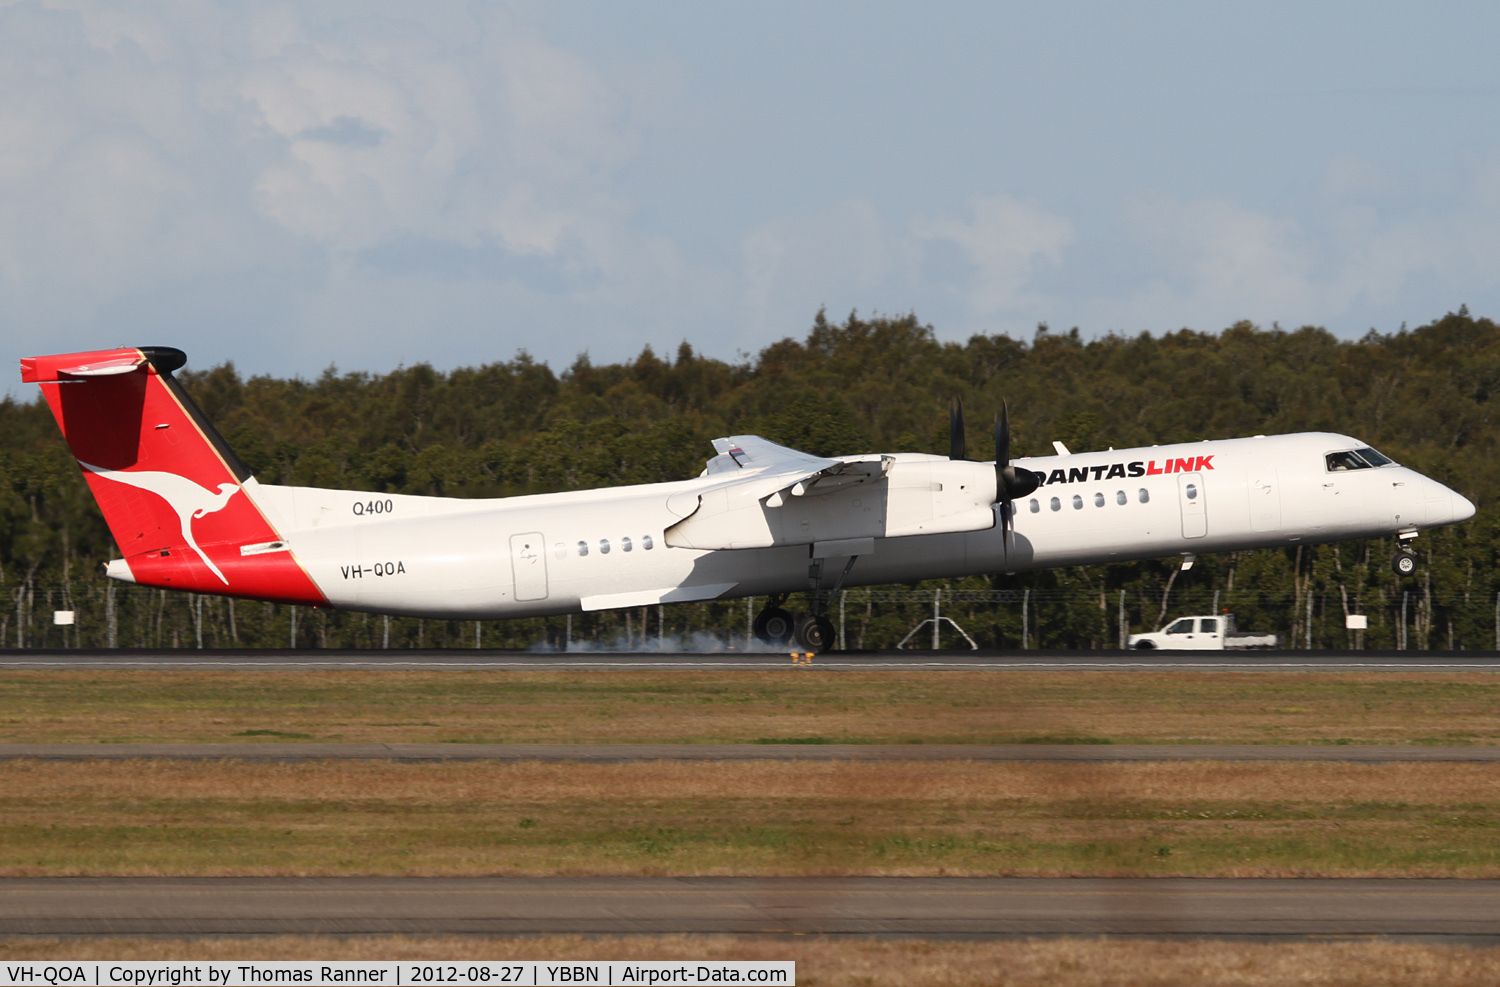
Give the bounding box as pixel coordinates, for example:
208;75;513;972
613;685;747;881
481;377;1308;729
992;401;1038;572
949;397;966;460
996;402;1010;470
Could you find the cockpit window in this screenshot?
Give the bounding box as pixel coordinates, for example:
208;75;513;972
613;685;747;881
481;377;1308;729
1326;450;1372;472
1356;446;1393;467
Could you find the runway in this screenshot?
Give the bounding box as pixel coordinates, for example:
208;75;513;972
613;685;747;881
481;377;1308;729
3;648;1500;671
2;877;1496;940
3;742;1498;762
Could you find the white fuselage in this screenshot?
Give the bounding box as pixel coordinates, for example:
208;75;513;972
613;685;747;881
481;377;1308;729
241;432;1474;619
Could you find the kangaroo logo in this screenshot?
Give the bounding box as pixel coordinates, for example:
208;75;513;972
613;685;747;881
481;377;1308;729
80;462;239;585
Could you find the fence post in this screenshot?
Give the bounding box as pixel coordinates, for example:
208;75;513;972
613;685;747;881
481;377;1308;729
839;591;846;651
382;614;390;649
1022;588;1030;650
1118;589;1125;649
1400;591;1408;651
289;607;297;649
106;582;117;649
932;589;941;650
1305;593;1313;650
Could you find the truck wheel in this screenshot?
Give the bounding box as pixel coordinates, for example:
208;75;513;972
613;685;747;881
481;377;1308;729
1132;640;1156;650
1391;551;1417;576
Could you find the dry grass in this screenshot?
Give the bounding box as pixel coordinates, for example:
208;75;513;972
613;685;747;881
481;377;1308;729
2;670;1499;746
3;935;1500;986
3;759;1498;877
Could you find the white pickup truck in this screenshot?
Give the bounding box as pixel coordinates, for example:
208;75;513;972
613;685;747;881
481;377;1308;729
1128;614;1279;650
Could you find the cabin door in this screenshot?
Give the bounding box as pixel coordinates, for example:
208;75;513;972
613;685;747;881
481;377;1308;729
1178;473;1207;539
510;532;549;601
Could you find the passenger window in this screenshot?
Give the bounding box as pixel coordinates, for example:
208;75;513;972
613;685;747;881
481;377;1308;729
1138;488;1150;503
599;539;611;555
622;537;633;552
1072;494;1083;510
1165;618;1193;634
1094;492;1105;507
1029;499;1040;513
1186;483;1198;500
1325;450;1370;472
1199;618;1218;633
642;535;654;550
1050;497;1061;512
1116;490;1127;505
576;541;589;557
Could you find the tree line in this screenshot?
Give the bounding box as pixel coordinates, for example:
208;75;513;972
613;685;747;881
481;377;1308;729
3;307;1497;650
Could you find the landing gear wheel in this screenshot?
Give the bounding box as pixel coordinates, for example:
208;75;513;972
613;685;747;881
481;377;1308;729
753;607;795;645
793;614;836;653
1391;550;1417;576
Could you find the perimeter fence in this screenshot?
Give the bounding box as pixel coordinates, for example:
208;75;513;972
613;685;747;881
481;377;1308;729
4;578;1496;652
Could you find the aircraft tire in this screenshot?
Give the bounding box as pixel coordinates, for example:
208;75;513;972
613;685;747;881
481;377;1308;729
794;614;837;653
753;607;795;645
1391;550;1417;576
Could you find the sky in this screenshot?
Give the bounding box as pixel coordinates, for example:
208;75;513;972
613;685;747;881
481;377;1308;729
3;0;1500;388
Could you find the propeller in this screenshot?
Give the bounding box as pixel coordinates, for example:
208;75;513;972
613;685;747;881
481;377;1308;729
948;396;1038;566
994;401;1039;566
949;397;967;460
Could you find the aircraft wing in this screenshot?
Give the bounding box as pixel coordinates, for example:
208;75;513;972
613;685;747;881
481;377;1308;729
672;434;989;551
696;435;888;503
701;435;835;475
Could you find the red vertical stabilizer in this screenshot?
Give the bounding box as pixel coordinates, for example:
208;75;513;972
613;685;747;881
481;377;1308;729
22;347;326;605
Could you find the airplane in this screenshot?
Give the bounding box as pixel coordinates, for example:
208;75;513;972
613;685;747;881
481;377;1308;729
21;345;1477;652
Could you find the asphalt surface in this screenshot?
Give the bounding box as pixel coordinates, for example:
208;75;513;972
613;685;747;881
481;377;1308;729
3;648;1500;671
2;877;1496;940
3;742;1498;763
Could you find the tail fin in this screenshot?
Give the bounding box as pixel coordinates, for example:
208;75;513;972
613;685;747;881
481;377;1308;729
22;347;325;604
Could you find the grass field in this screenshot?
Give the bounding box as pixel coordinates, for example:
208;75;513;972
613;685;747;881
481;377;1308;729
2;935;1499;987
8;670;1500;982
3;670;1500;745
3;759;1499;876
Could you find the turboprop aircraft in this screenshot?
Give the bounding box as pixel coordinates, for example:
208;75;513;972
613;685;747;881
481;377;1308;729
22;345;1477;652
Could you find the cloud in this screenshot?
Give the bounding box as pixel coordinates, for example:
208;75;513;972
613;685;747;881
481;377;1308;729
1090;166;1500;334
0;1;676;379
913;194;1074;317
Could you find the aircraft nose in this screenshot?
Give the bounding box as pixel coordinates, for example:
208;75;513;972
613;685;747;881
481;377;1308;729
1452;489;1477;523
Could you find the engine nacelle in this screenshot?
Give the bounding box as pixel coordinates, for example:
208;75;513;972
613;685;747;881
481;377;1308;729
664;456;997;551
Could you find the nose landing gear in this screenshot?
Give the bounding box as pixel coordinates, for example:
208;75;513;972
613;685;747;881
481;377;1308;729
1391;550;1417;576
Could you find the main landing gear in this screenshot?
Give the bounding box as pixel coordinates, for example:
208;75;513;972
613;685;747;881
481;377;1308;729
752;554;859;653
752;592;836;652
